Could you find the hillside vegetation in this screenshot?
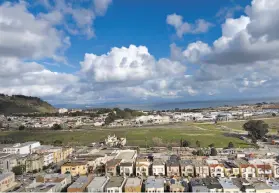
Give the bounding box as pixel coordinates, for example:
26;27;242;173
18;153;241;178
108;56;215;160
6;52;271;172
0;94;56;114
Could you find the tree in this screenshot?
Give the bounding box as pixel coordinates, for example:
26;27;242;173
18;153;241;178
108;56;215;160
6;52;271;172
228;142;234;149
12;165;26;175
243;120;269;140
209;143;215;148
196;149;204;156
19;125;25;130
251;135;258;144
53;140;62;146
52;124;62;130
272;113;276;117
210;148;218;156
196;140;201;147
182;140;191;147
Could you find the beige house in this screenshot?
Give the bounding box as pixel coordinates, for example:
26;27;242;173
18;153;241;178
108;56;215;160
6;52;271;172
166;160;180;177
136;158;151;176
209;164;225;178
152;159;165;176
0;172;16;192
25;154;44;173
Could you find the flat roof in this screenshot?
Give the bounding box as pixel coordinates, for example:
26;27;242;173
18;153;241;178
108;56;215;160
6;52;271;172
68;176;90;189
87;177;108;189
219;179;240;190
106;177;125;188
125;178;142;187
153;159;165;166
62;161;87;167
106;159;122;167
252;181;271;190
115;150;136;160
145;176;164;189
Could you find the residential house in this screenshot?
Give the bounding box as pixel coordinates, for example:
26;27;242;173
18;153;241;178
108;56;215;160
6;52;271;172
189;178;209;193
67;175;94;192
152;158;165;176
136;158;151;176
166;160;180;177
124;177;143;193
203;177;223;192
232;178;256;193
0;172;16;192
119;161;134;176
223;161;240;178
42;152;54;167
209;164;225;178
252;181;272;193
106;159;122;176
169;179;189;193
193;160;210;177
87;177;109;193
106;177;126;193
179;160;194;177
255;164;272;178
35;173;71;190
145;176;164;193
218;178;241;193
25;182;62;192
25;154;44;173
239;164;257;179
61;161;88;176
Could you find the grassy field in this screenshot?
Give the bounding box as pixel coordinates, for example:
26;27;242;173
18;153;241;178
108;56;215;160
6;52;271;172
0;125;251;148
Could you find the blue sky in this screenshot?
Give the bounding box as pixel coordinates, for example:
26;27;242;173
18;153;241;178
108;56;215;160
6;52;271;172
1;0;279;106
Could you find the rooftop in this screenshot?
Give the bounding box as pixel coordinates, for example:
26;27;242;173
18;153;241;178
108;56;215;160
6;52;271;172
252;181;271;190
106;177;125;188
115;150;136;160
106;159;122;167
203;177;223;189
62;161;87;167
145;176;164;189
125;177;142;187
120;162;133;167
87;177;108;189
68;176;91;189
179;159;192;166
153;158;165;166
218;179;240;190
166;160;180;167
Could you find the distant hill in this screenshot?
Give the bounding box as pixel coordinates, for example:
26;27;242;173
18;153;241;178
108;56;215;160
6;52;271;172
0;94;56;115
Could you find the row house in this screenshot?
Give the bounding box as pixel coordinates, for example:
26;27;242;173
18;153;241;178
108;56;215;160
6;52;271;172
152;158;165;176
120;161;134;176
136;158;151;176
166;160;180;177
209;164;225;178
61;161;88;176
193;160;210;177
255;164;272;178
239;164;257;179
223;161;240;178
180;160;194;177
106;159;122;176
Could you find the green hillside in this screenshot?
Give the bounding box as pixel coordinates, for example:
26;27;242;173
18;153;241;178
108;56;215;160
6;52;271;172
0;94;56;115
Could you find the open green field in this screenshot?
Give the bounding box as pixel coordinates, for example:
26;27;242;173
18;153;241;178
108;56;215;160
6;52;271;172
0;125;251;148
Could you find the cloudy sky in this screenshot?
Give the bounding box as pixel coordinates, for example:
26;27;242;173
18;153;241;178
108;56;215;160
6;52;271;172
1;0;279;106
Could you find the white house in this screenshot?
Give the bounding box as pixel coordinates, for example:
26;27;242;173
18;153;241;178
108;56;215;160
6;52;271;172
145;176;164;193
3;141;40;154
240;165;256;179
43;152;54;166
58;108;68;114
209;164;225;178
152;159;165;176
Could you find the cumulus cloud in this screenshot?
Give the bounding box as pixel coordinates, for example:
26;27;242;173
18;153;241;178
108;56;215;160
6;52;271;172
166;13;213;38
94;0;112;16
0;2;68;62
80;45;186;83
175;0;279;65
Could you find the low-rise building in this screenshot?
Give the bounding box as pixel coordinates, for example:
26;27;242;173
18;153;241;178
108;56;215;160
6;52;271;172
189;178;209;193
124;177;143;193
25;154;44;173
67;175;93;192
239;164;257;179
35;173;72;190
203;177;223;192
61;161;88;176
145;176;164;193
119;162;134;176
255;164;272;178
232;178;256;193
152;159;165;176
42;152;54;167
0;172;16;192
87;176;109;193
223;161;240;178
25;182;62;192
193;160;210;177
106;176;126;193
209;164;225;178
180;160;194;177
218;178;241;193
106;159;122;176
0;154;18;172
136;158;151;176
252;181;272;193
166;160;180;177
3;141;40;154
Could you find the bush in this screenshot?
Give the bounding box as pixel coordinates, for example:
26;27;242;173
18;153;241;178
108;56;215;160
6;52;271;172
19;125;25;130
12;165;26;175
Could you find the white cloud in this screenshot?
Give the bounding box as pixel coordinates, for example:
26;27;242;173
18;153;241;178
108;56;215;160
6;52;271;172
166;13;213;38
80;45;186;83
94;0;112;16
0;2;68;61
